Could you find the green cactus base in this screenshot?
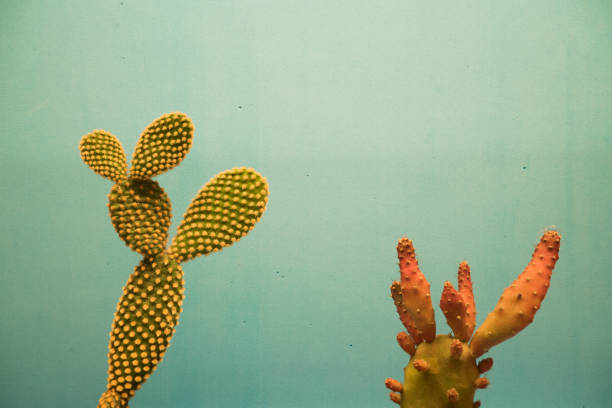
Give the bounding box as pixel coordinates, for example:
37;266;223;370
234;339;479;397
401;335;480;408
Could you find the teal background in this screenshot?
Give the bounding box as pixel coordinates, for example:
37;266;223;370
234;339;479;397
1;1;610;407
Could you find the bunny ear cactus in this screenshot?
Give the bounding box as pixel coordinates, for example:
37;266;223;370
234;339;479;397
385;231;561;408
79;113;269;408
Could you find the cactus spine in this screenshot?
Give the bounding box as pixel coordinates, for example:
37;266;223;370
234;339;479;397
79;113;269;408
385;231;561;407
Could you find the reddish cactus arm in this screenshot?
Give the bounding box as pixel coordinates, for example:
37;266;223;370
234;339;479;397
439;281;469;341
396;238;436;342
470;230;561;357
390;281;423;345
396;332;416;355
457;262;476;337
439;262;476;342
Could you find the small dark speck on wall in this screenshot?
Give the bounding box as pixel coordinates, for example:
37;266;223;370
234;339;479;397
522;166;527;170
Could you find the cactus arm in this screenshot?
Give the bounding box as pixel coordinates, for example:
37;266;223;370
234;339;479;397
439;281;470;341
439;261;476;342
169;167;269;263
469;230;561;357
130;113;194;180
107;179;172;256
396;238;436;342
390;281;423;345
457;262;476;338
79;130;128;183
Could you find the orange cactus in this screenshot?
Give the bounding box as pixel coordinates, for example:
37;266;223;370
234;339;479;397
386;230;562;407
390;281;423;345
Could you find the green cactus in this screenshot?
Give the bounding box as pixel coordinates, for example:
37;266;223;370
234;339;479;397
385;231;561;408
79;113;269;408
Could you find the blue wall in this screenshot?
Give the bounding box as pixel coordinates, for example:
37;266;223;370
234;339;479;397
1;1;610;407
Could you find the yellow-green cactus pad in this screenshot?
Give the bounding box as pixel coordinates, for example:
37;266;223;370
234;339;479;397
170;167;269;263
130;112;194;179
79;130;128;183
108;179;172;256
104;252;184;405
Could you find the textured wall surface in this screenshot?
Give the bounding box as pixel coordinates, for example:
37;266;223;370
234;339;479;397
1;1;610;407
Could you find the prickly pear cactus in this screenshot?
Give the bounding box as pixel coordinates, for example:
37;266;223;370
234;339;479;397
385;230;561;408
79;113;269;408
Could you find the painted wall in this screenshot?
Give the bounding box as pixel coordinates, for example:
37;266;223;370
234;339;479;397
1;1;610;407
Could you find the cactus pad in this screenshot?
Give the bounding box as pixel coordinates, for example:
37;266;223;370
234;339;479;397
170;167;269;263
100;252;184;406
80;130;128;183
130;113;194;179
108;179;172;257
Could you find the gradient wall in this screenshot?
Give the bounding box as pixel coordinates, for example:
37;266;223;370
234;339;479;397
1;1;610;407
